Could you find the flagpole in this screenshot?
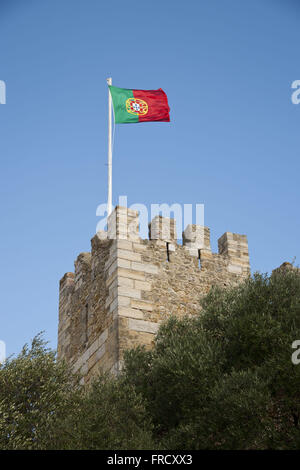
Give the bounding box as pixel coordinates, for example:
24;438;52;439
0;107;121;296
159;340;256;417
107;77;113;217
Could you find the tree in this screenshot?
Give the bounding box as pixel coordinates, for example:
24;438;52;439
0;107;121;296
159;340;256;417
0;334;154;450
2;265;300;449
56;375;154;450
123;265;300;449
0;333;80;449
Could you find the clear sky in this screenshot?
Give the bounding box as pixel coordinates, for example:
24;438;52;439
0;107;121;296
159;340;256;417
0;0;299;357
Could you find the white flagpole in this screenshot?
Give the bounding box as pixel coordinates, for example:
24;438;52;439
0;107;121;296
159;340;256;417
106;77;113;216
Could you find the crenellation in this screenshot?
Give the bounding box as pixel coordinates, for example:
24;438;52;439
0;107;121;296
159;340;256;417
149;215;177;242
58;206;251;383
59;272;75;290
57;272;75;359
183;224;211;252
108;206;139;241
218;232;250;275
74;252;91;291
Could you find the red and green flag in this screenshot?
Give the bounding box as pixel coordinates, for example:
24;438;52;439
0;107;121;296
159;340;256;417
108;85;170;124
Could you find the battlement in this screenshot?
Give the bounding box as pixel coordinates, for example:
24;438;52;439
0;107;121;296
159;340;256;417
58;206;250;383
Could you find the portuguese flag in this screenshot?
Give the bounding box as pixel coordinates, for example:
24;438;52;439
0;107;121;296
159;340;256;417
108;85;170;124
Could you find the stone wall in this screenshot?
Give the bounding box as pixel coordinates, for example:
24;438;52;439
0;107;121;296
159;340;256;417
57;206;250;384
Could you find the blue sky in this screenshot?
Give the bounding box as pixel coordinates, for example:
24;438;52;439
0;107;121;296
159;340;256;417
0;0;299;356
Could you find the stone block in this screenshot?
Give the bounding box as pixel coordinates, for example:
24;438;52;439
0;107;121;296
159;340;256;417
118;286;142;299
149;215;177;241
116;267;145;281
228;264;243;274
130;299;154;311
118;307;144;320
95;344;106;361
183;224;211;251
117;276;134;288
116;249;142;262
108;258;131;277
118;296;131;307
131;262;159;274
128;319;160;334
134;280;152;291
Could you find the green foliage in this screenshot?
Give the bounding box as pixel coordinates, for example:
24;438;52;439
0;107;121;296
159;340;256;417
0;334;153;450
0;333;80;449
124;317;223;436
54;375;154;450
123;267;300;449
2;267;300;449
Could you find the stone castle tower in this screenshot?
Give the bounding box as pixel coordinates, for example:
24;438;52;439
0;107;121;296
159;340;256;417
58;206;250;384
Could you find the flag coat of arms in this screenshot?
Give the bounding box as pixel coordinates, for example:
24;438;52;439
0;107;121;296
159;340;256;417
108;85;170;124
